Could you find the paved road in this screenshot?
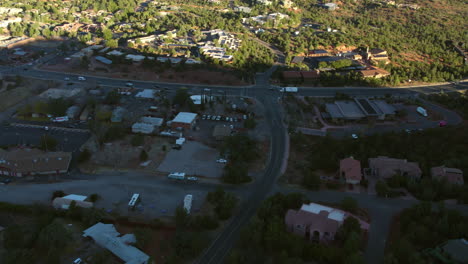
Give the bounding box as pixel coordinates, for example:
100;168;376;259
195;69;288;264
2;65;468;264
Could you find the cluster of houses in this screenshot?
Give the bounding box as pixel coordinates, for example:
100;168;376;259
0;6;22;28
70;44;202;67
284;48;391;82
127;29;241;62
339;156;464;186
241;13;290;26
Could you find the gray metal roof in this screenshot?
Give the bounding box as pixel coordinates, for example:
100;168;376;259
83;223;150;264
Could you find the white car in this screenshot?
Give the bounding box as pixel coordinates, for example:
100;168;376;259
44;126;49;131
202;115;207;120
216;159;227;163
78;76;86;81
351;134;358;139
64;77;70;81
125;82;133;87
73;258;83;264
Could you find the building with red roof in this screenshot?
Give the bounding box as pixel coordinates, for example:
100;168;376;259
339;157;362;184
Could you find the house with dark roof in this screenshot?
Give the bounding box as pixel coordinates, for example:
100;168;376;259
0;148;72;177
368;156;422;180
431;166;464;185
291;56;304;64
282;71;303;81
340;157;362;184
308;49;330;57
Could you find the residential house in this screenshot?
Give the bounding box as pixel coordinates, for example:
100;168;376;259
0;148;72;177
439;239;468;263
282;71;303;81
359;67;390;78
83;222;150;264
431;166;464;185
368;156;422;180
322;3;337;10
366;48;390;64
340;157;362;184
291;56;304;64
257;0;273;5
308;49;330;57
0;17;22;28
234;6;252;13
285;202;369;241
300;70;320;80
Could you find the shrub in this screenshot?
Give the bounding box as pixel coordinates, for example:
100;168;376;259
89;193;100;203
51;190;66;200
139;150;148;161
78;149;91;163
131;134;145;146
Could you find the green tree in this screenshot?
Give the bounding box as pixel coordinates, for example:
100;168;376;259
340;197;358;214
139;150;148;161
303;171;321;190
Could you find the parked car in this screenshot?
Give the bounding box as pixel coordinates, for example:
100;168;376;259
211;116;216;121
243;115;247;120
64;77;70;81
202;115;206;120
206;115;211;120
78;76;86;81
216;116;221;121
351;134;358;139
44;126;49;131
73;258;83;264
216;158;227;163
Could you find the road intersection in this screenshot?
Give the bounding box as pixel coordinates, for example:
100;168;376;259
2;64;467;264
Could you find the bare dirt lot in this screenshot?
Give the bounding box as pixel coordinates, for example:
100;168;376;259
0;78;50;112
81;135;173;172
157;141;224;178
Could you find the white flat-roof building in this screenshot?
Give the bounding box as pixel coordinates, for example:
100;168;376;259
171;112;197;130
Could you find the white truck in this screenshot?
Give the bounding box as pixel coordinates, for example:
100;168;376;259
183;194;193;214
417;107;428;117
280;87;298;93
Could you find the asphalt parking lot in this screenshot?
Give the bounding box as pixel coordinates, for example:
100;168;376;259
0;126;90;152
0;172;246;218
157;141;224;178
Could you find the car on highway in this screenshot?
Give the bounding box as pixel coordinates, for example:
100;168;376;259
216;159;227;163
78;76;86;81
405;129;412;134
187;176;198;182
351;134;358;139
64;77;70;81
125;82;134;87
73;258;83;264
